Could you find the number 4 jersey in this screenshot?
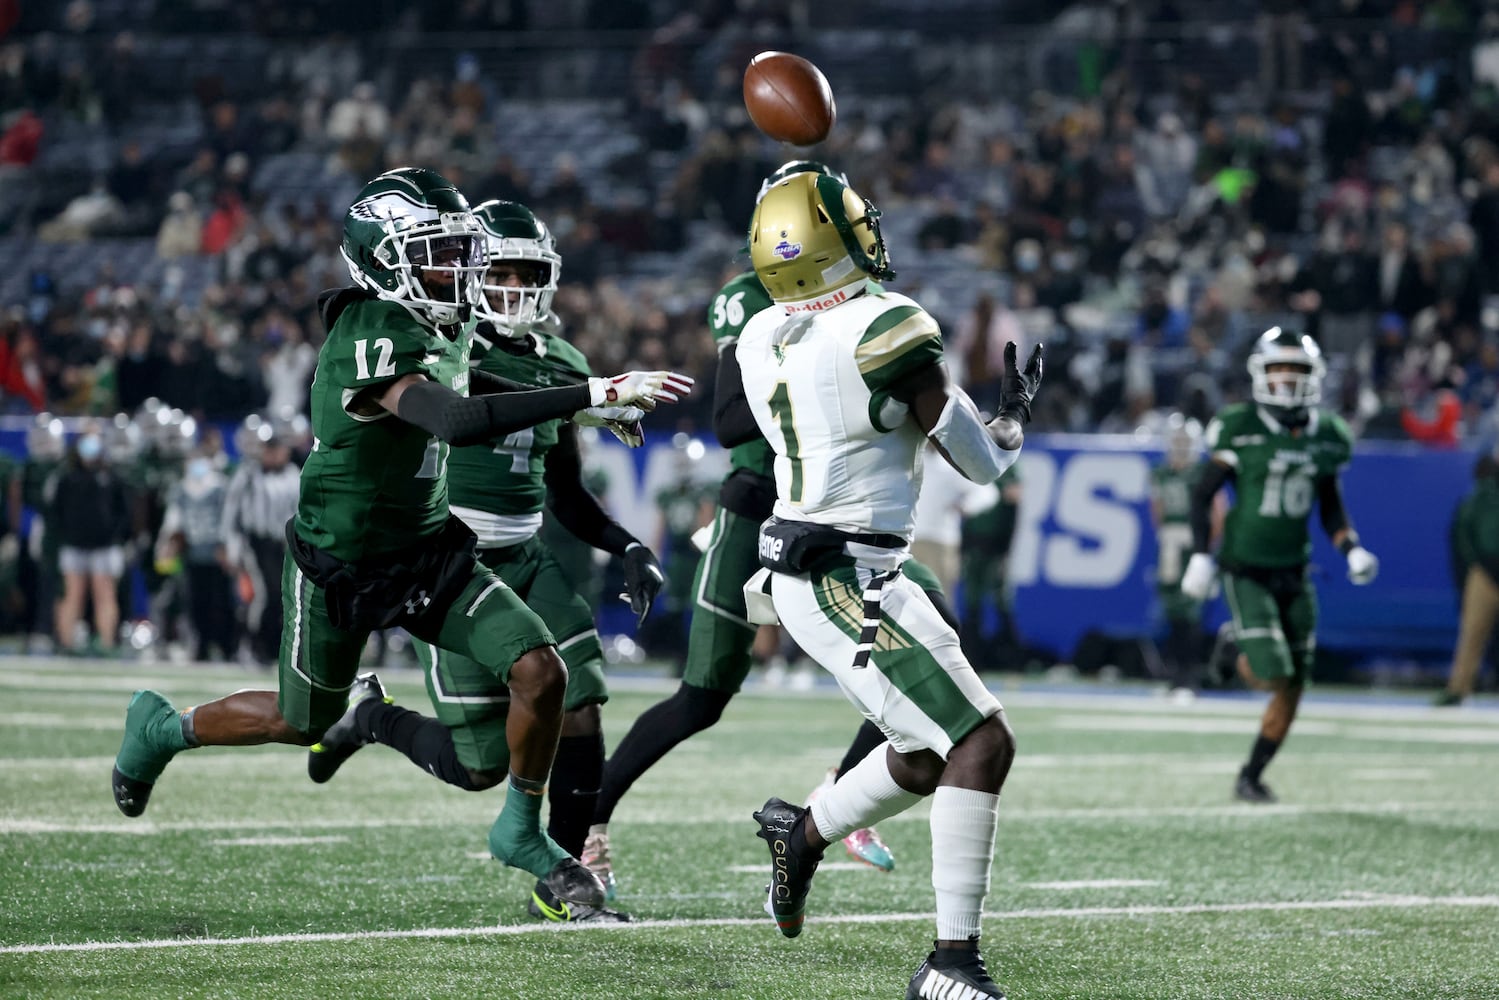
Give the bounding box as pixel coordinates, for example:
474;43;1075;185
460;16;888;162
1206;403;1353;571
294;290;471;564
444;323;593;548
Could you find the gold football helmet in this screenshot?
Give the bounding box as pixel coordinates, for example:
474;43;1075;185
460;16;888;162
749;171;894;306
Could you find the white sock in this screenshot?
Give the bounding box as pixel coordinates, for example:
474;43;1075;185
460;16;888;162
929;786;1000;941
809;742;923;843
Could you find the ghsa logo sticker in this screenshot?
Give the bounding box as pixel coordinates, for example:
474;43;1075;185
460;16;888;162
773;239;802;261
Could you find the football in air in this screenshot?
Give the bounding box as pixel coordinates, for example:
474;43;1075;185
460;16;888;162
743;51;836;147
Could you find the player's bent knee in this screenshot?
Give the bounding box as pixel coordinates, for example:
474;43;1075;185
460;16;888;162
510;646;568;705
950;715;1016;787
457;766;505;791
680;684;733;733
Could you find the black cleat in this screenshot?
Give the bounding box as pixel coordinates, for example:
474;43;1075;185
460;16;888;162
1234;770;1277;804
111;766;153;818
907;944;1006;999
754;796;821;939
1433;690;1466;708
527;878;633;923
540;856;607;908
307;673;390;784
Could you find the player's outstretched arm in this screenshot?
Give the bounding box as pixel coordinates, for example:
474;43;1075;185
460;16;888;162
893;342;1043;483
377;370;693;447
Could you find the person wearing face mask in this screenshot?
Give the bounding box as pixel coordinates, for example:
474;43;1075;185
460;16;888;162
43;429;133;654
156;452;234;663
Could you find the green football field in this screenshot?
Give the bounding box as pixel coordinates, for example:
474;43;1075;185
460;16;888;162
1;659;1496;1000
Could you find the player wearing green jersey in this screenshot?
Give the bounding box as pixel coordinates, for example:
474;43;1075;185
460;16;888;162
110;167;690;908
589;162;924;888
1181;328;1379;803
1148;415;1222;695
402;198;663;923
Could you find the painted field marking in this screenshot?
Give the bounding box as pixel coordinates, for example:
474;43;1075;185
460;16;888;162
1021;879;1164;890
1346;768;1436;781
3;893;1497;956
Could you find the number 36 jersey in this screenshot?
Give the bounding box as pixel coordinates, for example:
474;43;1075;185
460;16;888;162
738;284;943;540
295;292;471;564
1206;403;1353;571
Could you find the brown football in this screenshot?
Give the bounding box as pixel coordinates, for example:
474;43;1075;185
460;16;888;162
743;51;836;147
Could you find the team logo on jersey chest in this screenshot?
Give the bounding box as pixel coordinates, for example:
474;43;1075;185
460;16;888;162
773;239;802;261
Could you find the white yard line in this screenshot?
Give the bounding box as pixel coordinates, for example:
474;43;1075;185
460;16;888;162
3;893;1497;956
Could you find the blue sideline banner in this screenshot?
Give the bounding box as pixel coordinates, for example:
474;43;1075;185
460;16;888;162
580;433;1474;660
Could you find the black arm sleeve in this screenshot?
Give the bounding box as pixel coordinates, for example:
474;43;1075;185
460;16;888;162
1317;474;1355;543
395;378;592;447
1190;460;1233;553
543;423;637;555
713;345;762;449
468;368;582;395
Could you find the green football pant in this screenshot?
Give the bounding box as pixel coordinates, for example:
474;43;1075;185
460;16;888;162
277;551;554;769
1222;569;1317;684
411;536;606;769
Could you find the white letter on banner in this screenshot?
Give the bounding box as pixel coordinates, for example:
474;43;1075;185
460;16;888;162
1044;454;1149;587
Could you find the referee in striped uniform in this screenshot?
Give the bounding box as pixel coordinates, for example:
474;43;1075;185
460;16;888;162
221;431;301;665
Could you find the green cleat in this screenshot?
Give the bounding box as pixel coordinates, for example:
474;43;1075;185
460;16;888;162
527;878;632;923
112;690;188;817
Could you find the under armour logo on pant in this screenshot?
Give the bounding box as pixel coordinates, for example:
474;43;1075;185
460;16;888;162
405;591;431;615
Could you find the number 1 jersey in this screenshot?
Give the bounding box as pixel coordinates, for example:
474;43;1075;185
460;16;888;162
738;284;944;540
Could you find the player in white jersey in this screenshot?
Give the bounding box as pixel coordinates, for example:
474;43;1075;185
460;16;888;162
738;170;1043;1000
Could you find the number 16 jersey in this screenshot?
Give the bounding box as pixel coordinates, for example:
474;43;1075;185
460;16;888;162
1206;403;1353;571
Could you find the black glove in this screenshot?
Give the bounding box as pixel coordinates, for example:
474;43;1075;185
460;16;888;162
621;543;665;627
998;341;1044;425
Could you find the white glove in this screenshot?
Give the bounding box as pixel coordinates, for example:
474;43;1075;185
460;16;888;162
1346;545;1379;585
588;371;694;411
1180;552;1218;602
573;404;648;427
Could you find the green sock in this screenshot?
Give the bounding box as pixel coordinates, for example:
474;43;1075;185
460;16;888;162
488;782;569;879
116;691;191;783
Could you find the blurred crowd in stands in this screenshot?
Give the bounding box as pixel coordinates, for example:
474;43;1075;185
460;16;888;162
0;0;1497;450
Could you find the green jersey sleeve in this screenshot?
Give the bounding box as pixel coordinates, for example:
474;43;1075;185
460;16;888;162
542;336;594;383
323;299;448;402
1318;411;1354;473
1204;404;1253;470
709;272;774;352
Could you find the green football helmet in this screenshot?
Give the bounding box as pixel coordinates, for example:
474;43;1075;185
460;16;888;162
756;159;848;204
1248;326;1325;419
471;200;561;333
341;167;488;327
